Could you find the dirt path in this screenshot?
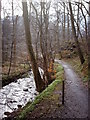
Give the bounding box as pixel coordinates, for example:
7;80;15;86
55;60;88;118
26;60;88;119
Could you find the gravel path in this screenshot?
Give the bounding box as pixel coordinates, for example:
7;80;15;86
55;60;88;118
25;60;88;119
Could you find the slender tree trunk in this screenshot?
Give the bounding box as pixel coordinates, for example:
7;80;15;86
88;2;90;119
22;1;45;92
0;0;2;88
69;2;85;64
8;41;14;76
77;2;80;38
63;2;65;40
8;0;16;76
40;2;50;84
67;7;70;41
88;2;90;80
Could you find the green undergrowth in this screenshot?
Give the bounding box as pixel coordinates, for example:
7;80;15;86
55;64;64;80
16;64;64;120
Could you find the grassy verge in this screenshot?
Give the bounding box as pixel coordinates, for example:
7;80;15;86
16;64;64;120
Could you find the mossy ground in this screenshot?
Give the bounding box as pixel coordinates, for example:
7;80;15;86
16;63;64;120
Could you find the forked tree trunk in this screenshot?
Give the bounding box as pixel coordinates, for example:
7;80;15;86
69;2;85;64
22;1;45;92
40;2;50;84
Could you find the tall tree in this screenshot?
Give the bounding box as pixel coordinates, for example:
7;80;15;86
22;1;45;92
88;1;90;119
87;1;90;80
42;1;51;84
69;1;85;64
0;0;2;88
63;2;65;40
67;6;70;41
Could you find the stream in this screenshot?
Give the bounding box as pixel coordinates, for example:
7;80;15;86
0;69;43;119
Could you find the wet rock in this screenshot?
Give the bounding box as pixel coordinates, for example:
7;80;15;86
34;92;38;96
0;76;38;119
4;112;11;116
72;44;76;48
14;80;17;83
17;105;22;108
29;86;32;89
70;48;73;51
23;88;28;91
9;100;17;103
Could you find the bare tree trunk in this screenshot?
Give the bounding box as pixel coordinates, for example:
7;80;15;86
63;2;65;40
67;7;70;41
69;2;85;64
22;1;45;92
88;2;90;118
77;1;80;38
0;0;2;88
40;2;50;84
8;0;16;76
8;40;14;76
88;2;90;80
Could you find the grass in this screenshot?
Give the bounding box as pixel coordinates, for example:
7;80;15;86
16;64;64;120
55;64;64;80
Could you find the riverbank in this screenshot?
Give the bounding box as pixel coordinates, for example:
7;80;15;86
2;63;64;120
17;60;88;119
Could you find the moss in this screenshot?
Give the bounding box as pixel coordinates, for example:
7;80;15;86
55;64;64;80
17;79;61;120
16;64;64;120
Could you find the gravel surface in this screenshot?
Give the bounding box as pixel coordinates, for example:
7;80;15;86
55;60;88;118
26;60;88;119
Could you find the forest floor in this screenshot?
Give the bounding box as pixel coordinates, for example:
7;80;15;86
25;60;88;119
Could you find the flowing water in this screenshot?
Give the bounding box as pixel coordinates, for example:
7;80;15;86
0;71;39;119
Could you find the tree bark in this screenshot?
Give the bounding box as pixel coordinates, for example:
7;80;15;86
22;1;45;92
87;1;90;80
88;2;90;119
69;2;85;64
63;2;65;40
40;2;50;84
0;0;2;88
